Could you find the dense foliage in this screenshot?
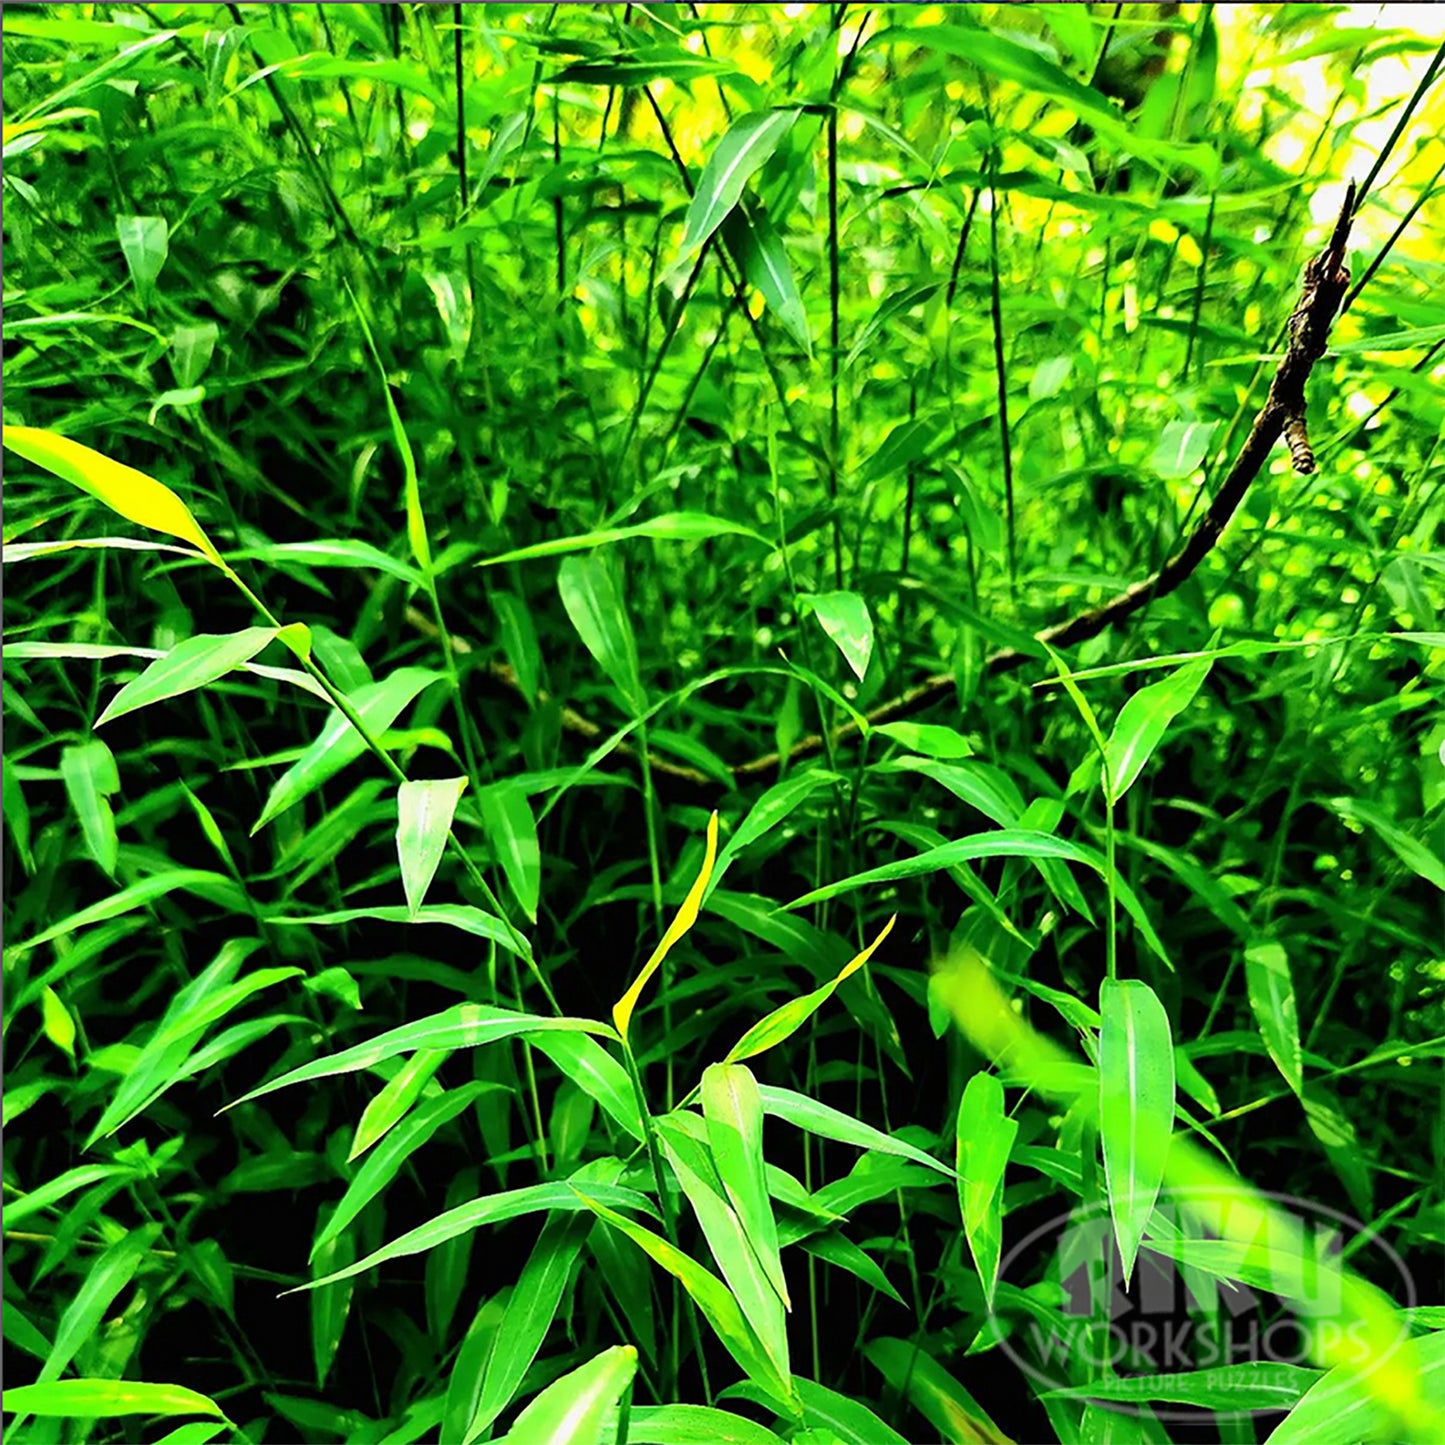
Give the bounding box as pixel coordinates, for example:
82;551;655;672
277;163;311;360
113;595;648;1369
3;5;1444;1444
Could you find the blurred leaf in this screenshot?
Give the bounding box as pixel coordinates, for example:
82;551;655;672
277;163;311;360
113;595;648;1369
1151;420;1217;479
484;514;767;566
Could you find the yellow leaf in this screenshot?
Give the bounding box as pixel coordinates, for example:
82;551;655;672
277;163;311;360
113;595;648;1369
613;811;719;1042
2;426;225;567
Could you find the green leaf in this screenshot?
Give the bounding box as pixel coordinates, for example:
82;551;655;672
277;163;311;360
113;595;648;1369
673;108;800;274
482;513;768;566
491;589;542;701
528;1033;644;1140
310;1211;355;1388
40;987;77;1059
254;667;442;833
956;1071;1017;1309
1099;978;1175;1286
703;1064;790;1313
87;950;299;1145
2;1379;228;1422
349;1048;449;1160
572;1191;801;1418
497;1344;638;1445
627;1404;787;1445
708;771;838;897
465;1212;594;1442
844;282;941;374
873;722;974;759
225;1005;611;1109
863;1337;1013;1445
295;1180;656;1294
396;776;467;917
39;1225;162;1384
1245;940;1303;1095
558;552;645;714
97;628;281;726
312;1083;495;1261
785;1377;910;1445
1103;654;1213;804
1328;796;1445;892
478;781;541;922
725;201;810;353
60;737;120;877
658;1129;790;1386
724;917;894;1064
116;214;169;296
269;903;528;959
802;592;874;681
1030;354;1074;401
1266;1329;1445;1445
3;764;34;874
6;869;240;958
756;1083;954;1178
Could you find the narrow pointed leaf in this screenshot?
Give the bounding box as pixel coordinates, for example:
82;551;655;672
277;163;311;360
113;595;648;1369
1102;655;1212;804
559;552;644;713
756;1083;954;1178
497;1344;637;1445
725;915;894;1063
254;667;441;832
703;1063;789;1311
1;1380;228;1422
2;426;224;565
466;1212;593;1442
348;1048;448;1160
225;1005;612;1109
396;776;467;916
572;1191;801;1418
674;108;799;271
1245;940;1303;1095
613;812;719;1041
477;781;541;921
1099;978;1175;1286
957;1071;1017;1309
97;628;280;726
